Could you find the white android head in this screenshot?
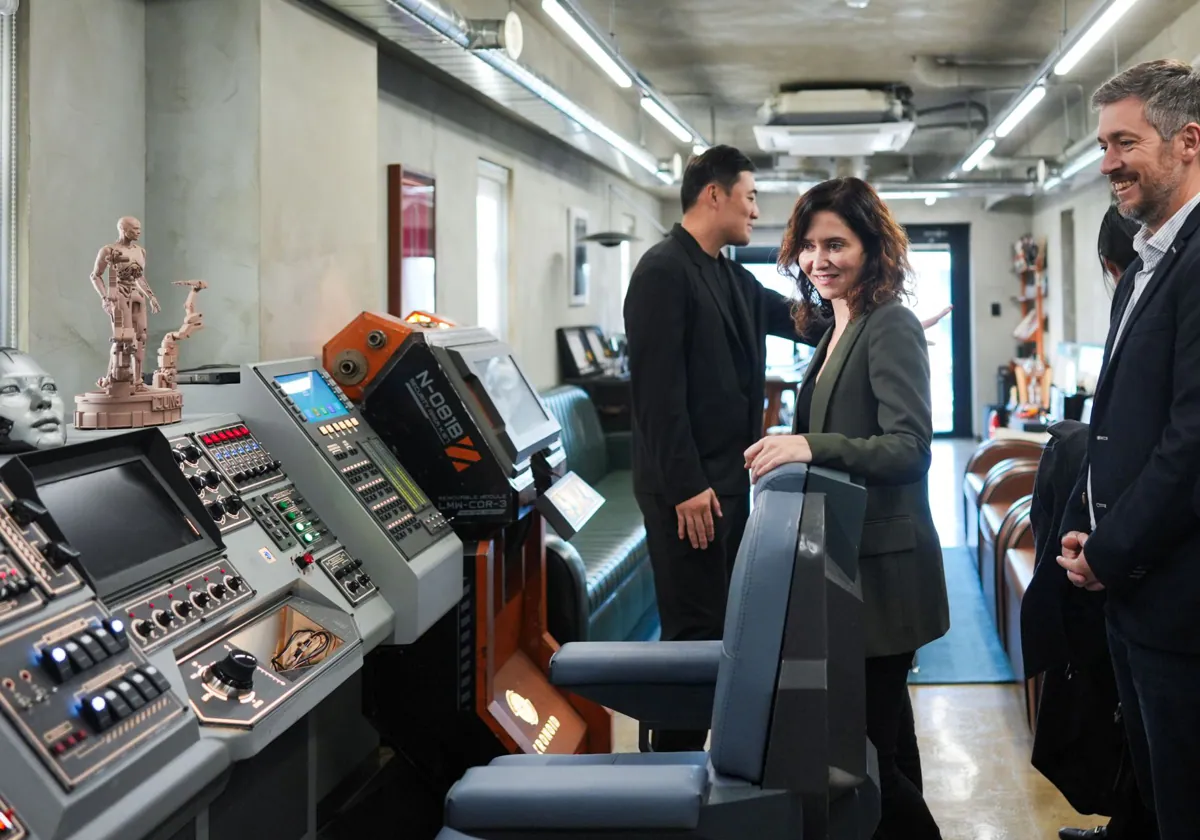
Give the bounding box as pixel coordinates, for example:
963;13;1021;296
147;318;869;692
0;348;66;452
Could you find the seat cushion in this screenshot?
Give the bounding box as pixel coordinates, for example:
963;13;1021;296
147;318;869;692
981;502;1007;543
444;764;709;830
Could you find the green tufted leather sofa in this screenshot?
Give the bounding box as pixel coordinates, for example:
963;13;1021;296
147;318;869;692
538;385;660;644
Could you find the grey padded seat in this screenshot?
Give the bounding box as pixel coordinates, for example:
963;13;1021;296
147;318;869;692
434;463;880;840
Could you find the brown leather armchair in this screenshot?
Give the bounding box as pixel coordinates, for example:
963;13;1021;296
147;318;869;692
962;438;1044;544
976;460;1037;601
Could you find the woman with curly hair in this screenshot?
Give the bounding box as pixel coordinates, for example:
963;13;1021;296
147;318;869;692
744;177;949;839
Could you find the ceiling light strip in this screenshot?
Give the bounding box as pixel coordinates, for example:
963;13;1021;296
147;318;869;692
474;49;662;177
544;0;709;147
540;0;632;87
949;0;1139;175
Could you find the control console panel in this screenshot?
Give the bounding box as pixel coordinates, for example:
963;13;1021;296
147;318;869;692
114;560;253;653
234;359;462;644
0;601;185;791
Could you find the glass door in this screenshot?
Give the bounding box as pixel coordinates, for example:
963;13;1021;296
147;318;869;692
905;225;972;438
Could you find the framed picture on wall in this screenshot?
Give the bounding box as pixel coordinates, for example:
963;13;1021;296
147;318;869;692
568;206;589;307
387;165;437;318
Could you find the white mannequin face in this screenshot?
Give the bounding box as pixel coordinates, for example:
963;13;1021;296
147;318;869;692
0;352;66;451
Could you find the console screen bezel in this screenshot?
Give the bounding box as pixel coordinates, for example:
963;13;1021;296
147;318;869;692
13;434;222;599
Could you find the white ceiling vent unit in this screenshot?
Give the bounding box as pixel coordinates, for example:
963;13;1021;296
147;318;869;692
754;88;915;156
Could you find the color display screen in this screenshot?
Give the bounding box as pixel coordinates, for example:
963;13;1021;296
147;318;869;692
274;371;349;424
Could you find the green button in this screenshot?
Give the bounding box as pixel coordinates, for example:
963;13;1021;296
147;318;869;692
294;522;306;532
303;532;315;543
276;500;291;511
285;511;299;521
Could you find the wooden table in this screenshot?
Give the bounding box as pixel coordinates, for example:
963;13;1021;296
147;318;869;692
763;368;805;435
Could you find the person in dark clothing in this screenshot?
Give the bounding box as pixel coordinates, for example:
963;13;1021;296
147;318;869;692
745;178;949;840
1027;208;1153;840
625;147;948;752
1056;60;1200;840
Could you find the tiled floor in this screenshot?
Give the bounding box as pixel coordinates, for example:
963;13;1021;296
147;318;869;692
613;440;1106;839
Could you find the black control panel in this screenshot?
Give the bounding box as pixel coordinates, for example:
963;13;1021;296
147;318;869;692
248;486;327;554
168;434;253;534
312;549;375;605
114;561;254;653
196;422;283;491
0;601;185;791
0;794;26;840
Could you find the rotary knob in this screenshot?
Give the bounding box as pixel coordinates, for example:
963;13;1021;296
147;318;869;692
208;500;226;521
173;448;188;464
204;470;221;488
192;592;212;610
183;445;202;462
224;496;244;515
188;474;206;493
209;649;257;691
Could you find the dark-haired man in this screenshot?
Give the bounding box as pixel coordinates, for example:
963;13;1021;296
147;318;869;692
624;145;784;752
1057;59;1200;839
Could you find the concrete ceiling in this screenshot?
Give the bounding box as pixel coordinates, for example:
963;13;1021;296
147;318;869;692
548;0;1199;181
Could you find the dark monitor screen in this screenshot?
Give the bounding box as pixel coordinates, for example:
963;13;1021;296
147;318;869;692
470;354;548;439
274;370;349;424
35;459;203;593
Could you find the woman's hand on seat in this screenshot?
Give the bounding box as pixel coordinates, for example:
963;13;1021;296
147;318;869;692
744;435;813;483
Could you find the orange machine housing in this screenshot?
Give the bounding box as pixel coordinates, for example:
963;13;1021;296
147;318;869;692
323;312;611;763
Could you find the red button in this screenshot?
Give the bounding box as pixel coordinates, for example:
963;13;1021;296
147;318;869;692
304;553;314;566
65;735;76;747
53;743;65;755
75;729;87;741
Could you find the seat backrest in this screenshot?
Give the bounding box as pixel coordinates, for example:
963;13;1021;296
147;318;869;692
980;459;1038;506
966;438;1043;478
538;385;608;485
708;465;809;784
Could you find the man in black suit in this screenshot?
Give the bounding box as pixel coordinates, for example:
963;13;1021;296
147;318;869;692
624;146;797;750
1058;59;1200;840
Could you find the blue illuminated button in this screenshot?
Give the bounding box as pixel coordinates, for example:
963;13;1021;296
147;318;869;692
40;645;72;683
104;617;130;650
82;694;114;731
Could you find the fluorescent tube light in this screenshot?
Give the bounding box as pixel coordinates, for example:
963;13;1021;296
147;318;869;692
996;85;1046;138
1061;145;1104;179
1042;176;1063;191
1054;0;1140;76
961;138;996;173
477;51;658;176
542;0;632;88
641;96;693;143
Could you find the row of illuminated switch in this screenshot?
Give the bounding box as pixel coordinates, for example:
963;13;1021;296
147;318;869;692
275;497;323;546
40;617;130;684
318;418;359;436
79;665;172;734
331;557;372;594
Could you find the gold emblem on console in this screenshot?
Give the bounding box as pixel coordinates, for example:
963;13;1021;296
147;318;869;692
505;689;538;726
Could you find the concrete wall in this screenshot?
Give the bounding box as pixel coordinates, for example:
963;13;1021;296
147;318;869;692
753;194;1031;436
18;0;147;403
378;51;667;389
258;0;379;360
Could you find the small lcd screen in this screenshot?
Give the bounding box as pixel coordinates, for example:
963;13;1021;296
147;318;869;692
35;460;202;591
544;472;604;532
470;355;548;437
274;371;349;424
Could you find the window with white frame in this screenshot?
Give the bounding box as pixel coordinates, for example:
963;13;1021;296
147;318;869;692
476;160;510;339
